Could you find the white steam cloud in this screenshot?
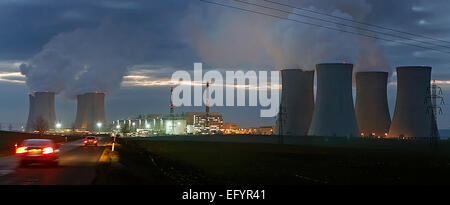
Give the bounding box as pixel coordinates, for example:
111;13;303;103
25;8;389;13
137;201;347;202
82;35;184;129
20;19;152;98
181;0;390;72
20;0;391;98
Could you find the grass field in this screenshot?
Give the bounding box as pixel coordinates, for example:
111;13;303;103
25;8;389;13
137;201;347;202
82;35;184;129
112;137;450;185
0;131;82;157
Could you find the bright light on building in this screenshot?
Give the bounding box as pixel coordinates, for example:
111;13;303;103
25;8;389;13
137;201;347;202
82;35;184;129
116;125;120;129
145;124;150;129
97;122;102;128
55;123;62;129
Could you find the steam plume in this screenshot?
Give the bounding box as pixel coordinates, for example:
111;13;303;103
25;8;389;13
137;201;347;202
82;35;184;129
20;19;151;98
181;0;390;72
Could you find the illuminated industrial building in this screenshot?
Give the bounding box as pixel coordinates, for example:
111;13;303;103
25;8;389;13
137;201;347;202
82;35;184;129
184;112;224;134
113;114;166;136
112;114;188;136
112;112;224;136
163;118;187;135
221;122;238;134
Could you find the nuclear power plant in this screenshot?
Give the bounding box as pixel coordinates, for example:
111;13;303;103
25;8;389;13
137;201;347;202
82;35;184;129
388;66;437;139
355;72;391;137
308;63;359;137
74;92;107;131
275;69;314;136
25;91;56;132
22;62;440;140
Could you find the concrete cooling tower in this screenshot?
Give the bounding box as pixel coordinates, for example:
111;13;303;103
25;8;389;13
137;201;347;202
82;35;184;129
74;92;106;131
308;63;359;137
275;69;314;136
388;66;437;139
355;72;391;137
26;92;56;132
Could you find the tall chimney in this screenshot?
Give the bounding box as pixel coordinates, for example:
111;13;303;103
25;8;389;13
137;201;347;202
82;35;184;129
205;82;210;114
169;87;174;115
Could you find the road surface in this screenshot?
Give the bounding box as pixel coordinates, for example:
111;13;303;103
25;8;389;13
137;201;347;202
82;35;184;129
0;137;108;185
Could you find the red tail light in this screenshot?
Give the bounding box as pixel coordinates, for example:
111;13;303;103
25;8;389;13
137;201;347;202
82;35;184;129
84;140;88;143
94;140;97;144
42;147;54;155
16;146;28;154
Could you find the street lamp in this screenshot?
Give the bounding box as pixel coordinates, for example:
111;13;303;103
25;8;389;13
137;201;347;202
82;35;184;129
116;124;120;129
97;122;102;133
56;123;62;133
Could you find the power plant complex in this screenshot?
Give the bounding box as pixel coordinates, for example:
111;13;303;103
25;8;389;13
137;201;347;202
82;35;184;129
23;63;440;140
276;63;440;139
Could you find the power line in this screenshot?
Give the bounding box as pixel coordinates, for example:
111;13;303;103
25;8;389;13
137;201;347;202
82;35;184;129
262;0;450;45
199;0;450;55
234;0;450;50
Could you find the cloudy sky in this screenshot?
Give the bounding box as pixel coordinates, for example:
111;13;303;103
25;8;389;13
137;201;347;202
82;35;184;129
0;0;449;130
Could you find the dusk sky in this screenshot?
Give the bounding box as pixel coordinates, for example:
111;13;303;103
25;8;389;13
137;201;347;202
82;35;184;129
0;0;449;129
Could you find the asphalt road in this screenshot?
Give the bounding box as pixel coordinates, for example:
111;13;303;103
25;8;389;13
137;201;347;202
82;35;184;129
0;137;108;185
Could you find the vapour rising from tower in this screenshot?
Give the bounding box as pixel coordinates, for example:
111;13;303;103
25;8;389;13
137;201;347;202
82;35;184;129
275;69;314;136
355;71;391;137
308;63;359;137
388;66;437;139
74;92;106;132
26;91;57;132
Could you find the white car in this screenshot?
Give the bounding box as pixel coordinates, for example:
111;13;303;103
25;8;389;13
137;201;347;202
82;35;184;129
16;139;60;167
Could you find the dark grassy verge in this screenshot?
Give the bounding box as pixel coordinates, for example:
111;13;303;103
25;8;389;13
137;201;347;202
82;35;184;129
93;146;148;185
148;134;450;151
93;143;177;185
0;131;82;157
106;137;450;185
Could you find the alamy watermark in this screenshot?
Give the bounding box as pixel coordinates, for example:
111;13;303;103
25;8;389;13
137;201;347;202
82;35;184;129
170;63;280;117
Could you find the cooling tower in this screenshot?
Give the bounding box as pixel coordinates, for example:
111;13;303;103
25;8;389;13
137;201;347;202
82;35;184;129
275;69;314;136
74;92;106;131
308;63;359;137
25;92;56;132
388;66;436;139
355;72;391;137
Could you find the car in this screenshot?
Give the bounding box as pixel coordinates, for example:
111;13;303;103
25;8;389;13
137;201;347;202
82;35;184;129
16;139;60;167
83;136;98;146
